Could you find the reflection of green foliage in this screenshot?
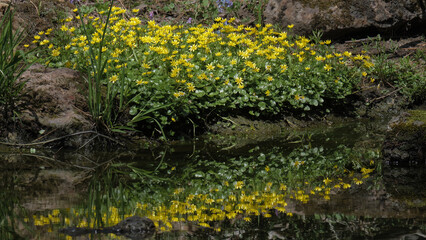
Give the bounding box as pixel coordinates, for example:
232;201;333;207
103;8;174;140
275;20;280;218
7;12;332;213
0;174;27;240
31;144;378;237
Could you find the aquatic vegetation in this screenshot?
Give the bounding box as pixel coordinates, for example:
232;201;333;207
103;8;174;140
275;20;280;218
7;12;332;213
31;4;374;130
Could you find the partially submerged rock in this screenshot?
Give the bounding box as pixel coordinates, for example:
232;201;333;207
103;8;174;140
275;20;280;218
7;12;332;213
382;110;425;166
264;0;426;39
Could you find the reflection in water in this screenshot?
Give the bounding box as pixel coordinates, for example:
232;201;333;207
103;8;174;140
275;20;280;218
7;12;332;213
0;120;425;239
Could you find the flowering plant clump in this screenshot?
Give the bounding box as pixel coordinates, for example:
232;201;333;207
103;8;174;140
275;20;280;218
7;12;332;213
33;5;374;128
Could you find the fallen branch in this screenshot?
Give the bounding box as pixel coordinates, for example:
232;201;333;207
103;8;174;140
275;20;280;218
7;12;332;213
0;130;124;147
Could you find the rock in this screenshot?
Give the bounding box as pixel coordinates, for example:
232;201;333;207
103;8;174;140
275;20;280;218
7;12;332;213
60;216;155;239
110;216;156;238
264;0;426;39
0;0;10;11
382;110;425;166
16;64;92;146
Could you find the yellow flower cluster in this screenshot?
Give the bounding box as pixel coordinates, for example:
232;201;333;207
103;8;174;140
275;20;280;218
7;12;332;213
34;6;374;109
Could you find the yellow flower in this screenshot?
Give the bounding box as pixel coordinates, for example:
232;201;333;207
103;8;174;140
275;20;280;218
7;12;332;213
132;9;139;13
206;63;215;71
136;79;148;85
34;35;41;40
109;75;118;83
315;56;325;61
343;51;352;57
361;167;374;174
187;82;195;92
287;24;294;29
265;165;270;171
235;76;243;85
189;44;198;52
280;64;288;72
51;49;60;57
265;90;270;96
324;64;332;71
362;72;367;77
24;44;29;48
230;59;237;65
354;178;363;185
173;91;185;98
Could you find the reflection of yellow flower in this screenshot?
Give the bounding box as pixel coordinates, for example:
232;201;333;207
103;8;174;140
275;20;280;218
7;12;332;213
235;181;244;189
323;178;332;185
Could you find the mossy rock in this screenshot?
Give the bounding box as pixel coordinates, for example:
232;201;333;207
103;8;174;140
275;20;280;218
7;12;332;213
382;110;425;166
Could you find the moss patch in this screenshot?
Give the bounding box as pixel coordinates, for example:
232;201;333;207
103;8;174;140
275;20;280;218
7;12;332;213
407;110;426;123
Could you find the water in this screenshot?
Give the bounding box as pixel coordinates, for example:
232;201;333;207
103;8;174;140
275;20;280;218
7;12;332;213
0;118;424;239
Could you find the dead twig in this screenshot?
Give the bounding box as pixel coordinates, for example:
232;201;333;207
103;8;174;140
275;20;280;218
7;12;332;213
367;87;402;104
0;130;124;147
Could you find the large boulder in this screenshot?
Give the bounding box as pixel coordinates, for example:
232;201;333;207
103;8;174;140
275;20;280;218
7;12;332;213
13;64;93;146
264;0;426;39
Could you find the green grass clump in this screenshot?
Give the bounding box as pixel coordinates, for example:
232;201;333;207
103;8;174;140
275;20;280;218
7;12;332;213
0;5;31;121
32;4;373;131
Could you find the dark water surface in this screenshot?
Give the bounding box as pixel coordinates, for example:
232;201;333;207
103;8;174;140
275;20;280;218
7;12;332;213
1;118;425;239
